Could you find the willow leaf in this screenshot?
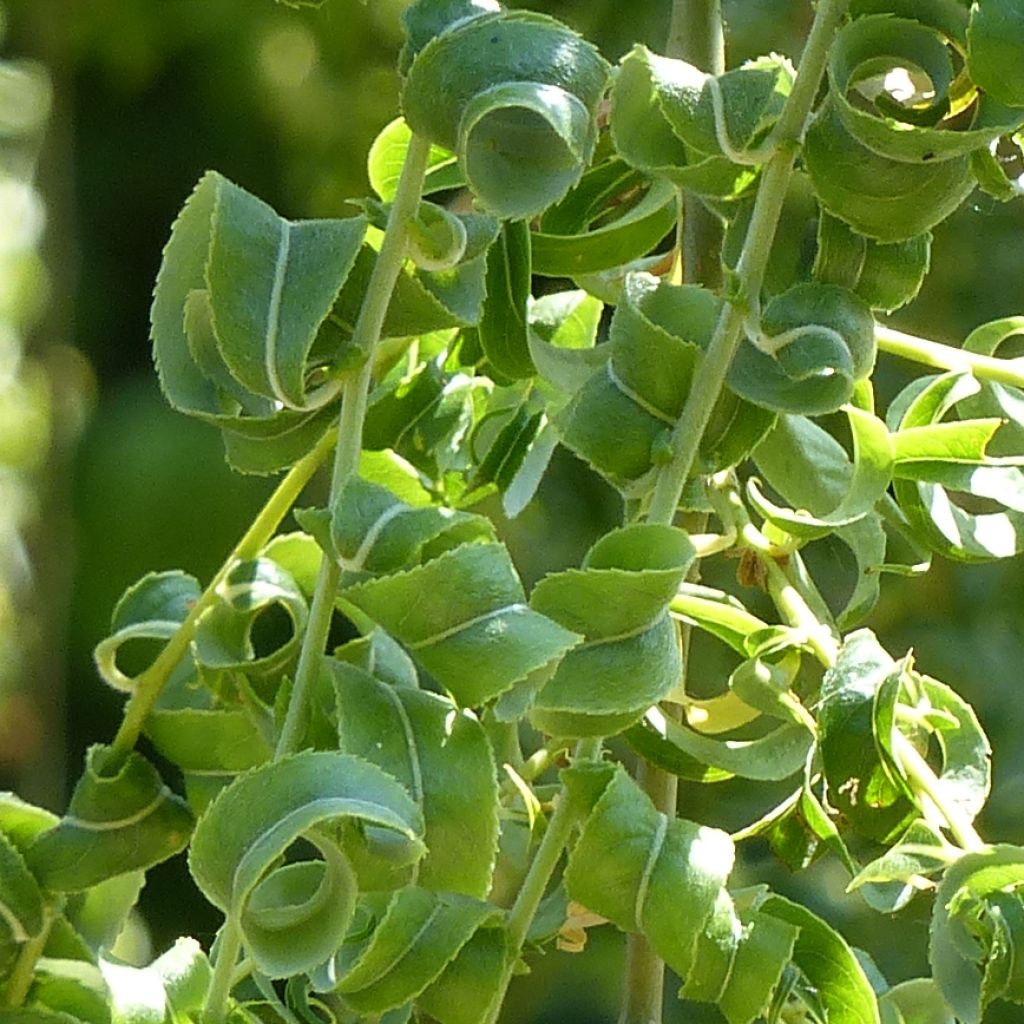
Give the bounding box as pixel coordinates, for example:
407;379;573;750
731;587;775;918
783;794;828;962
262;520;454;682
415;926;507;1024
367;117;463;203
529;524;694;736
564;767;734;980
805;101;974;243
968;0;1024;108
402;9;609;219
329;888;498;1012
188;752;423;978
330;660;499;897
761;895;881;1024
29;960;109;1024
477;219;533;380
26;746;193;892
0;831;43;948
929;845;1024;1023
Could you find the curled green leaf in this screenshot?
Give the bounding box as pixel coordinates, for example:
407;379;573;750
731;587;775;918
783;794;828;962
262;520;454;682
402;8;609;219
26;746;193;892
729;283;876;415
968;0;1024;108
188;752;423;979
529;523;695;736
805;101;974;243
929;845;1024;1023
830;15;1024;163
330;659;499;897
151;172;366;471
0;831;44;948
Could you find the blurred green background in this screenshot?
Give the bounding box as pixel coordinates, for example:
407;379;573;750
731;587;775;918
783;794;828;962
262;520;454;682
2;0;1024;1020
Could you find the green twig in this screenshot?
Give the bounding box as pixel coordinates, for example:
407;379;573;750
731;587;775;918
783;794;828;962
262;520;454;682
484;738;603;1024
876;323;1024;388
274;132;432;760
647;0;853;527
0;899;58;1008
204;916;245;1024
107;428;335;768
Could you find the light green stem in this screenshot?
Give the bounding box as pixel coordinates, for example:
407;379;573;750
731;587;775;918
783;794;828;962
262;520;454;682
484;738;603;1024
1;900;58;1008
891;731;985;852
646;0;853;526
107;428;335;767
205;917;245;1024
274;132;432;760
876;323;1024;387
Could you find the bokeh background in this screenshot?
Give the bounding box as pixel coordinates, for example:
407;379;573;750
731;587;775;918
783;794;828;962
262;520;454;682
2;1;1023;1020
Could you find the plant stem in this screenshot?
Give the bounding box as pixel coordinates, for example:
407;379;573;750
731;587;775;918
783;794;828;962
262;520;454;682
0;900;58;1008
876;323;1024;387
107;428;335;768
890;731;985;852
274;133;432;760
646;0;852;527
205;916;245;1024
484;738;602;1024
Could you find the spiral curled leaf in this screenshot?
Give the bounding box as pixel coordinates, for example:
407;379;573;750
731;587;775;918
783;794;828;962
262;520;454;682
151;172;367;472
804;101;974;242
968;0;1024;109
610;46;767;200
318;887;500;1013
528;524;695;737
556;273;774;498
402;8;610;219
188;752;424;979
93;570;200;693
891;372;1024;561
929;845;1024;1023
192;557;308;683
728;283;876;415
332;479;580;707
330;659;499;897
829;15;1024;164
26;745;193;891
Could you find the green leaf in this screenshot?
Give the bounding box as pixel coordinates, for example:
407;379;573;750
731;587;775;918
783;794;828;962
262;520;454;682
829;15;1024;164
192;557;308;683
564;767;734;980
529;524;695;736
968;0;1024;108
415;926;507;1024
749;406;893;539
63;872;145;955
30;959;110;1024
629;705;813;782
557;273;772;497
929;845;1024;1023
188;751;424;978
328;888;498;1012
878;978;954;1024
330;660;499;897
804;100;974;242
610;46;760;200
874;661;991;827
151;172;366;471
93;570;199;693
728;283;876;415
477;220;533;380
0;831;44;948
817;630;917;843
760;894;881;1024
531;177;678;279
342;508;580;705
892;373;1024;561
367;118;463;203
855;233;932;313
26;746;193;892
402;10;609;219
